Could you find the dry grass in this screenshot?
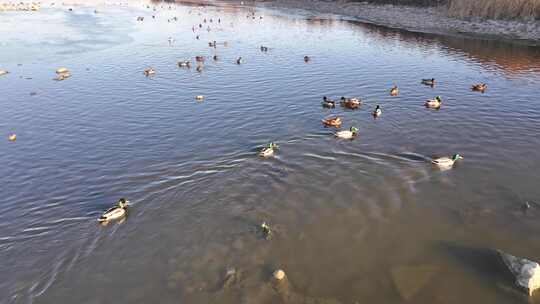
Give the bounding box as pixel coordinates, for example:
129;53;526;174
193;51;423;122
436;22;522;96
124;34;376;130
447;0;540;19
357;0;445;6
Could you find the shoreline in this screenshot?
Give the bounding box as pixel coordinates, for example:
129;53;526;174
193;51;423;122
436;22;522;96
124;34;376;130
250;0;540;46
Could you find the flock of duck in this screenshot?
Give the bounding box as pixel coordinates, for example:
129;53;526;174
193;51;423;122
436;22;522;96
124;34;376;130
1;2;488;225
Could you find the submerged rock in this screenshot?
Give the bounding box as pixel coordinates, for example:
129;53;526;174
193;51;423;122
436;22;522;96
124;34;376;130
391;264;439;300
497;250;540;296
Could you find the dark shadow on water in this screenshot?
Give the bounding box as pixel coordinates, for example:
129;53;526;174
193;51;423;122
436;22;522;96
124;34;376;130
433;240;530;299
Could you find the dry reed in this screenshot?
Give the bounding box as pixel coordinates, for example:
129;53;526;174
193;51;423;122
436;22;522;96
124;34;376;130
447;0;540;19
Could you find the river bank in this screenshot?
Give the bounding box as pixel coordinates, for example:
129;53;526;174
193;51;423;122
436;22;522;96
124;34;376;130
251;0;540;45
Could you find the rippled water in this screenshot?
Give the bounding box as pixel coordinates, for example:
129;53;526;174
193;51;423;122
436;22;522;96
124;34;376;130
1;1;540;303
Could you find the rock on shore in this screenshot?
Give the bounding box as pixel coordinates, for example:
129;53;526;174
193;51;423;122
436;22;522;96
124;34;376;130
498;250;540;296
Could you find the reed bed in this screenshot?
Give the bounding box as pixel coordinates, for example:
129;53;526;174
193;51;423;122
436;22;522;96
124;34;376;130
358;0;540;19
447;0;540;19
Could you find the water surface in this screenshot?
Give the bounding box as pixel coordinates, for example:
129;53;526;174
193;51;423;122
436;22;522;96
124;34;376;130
1;1;540;303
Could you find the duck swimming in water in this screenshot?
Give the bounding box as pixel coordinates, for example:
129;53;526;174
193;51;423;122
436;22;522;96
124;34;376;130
372;105;382;118
322;96;336;108
322;116;342;128
54;72;71;81
471;83;487;92
178;60;191;68
340;97;361;109
432;154;463;168
259;142;278;158
236;57;243;64
0;69;9;76
261;222;271;239
421;78;435;86
260;46;268;52
98;198;129;223
304;55;310;62
143;68;155;76
56;67;69;74
335;127;358;139
425;96;442;109
390;85;399;96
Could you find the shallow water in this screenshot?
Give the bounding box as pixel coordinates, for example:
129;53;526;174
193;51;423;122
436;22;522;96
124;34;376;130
1;1;540;303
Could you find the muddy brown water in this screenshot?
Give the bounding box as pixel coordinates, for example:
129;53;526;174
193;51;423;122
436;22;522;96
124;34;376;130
1;1;540;303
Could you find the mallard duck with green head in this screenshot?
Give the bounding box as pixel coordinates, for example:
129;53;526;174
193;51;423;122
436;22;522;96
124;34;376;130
432;154;463;168
259;142;278;158
335;127;358;139
98;198;129;223
425;96;442;108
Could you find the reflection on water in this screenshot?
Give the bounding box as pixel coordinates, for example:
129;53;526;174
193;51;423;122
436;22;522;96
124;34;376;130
1;1;540;304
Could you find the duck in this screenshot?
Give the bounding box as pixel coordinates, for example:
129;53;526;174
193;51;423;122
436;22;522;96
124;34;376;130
261;222;271;239
8;134;16;141
236;57;243;64
56;67;69;74
432;154;463;168
178;60;191;68
213;55;218;61
471;83;487;92
335;127;359;139
373;105;382;118
195;56;205;62
390;85;399;96
259;142;278;158
208;41;216;47
321;96;336;108
143;68;156;76
0;69;9;76
340;97;361;109
304;55;310;62
98;198;129;223
195;95;204;101
425;96;442;108
421;78;435;86
322;116;342;128
54;72;71;81
260;46;268;52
